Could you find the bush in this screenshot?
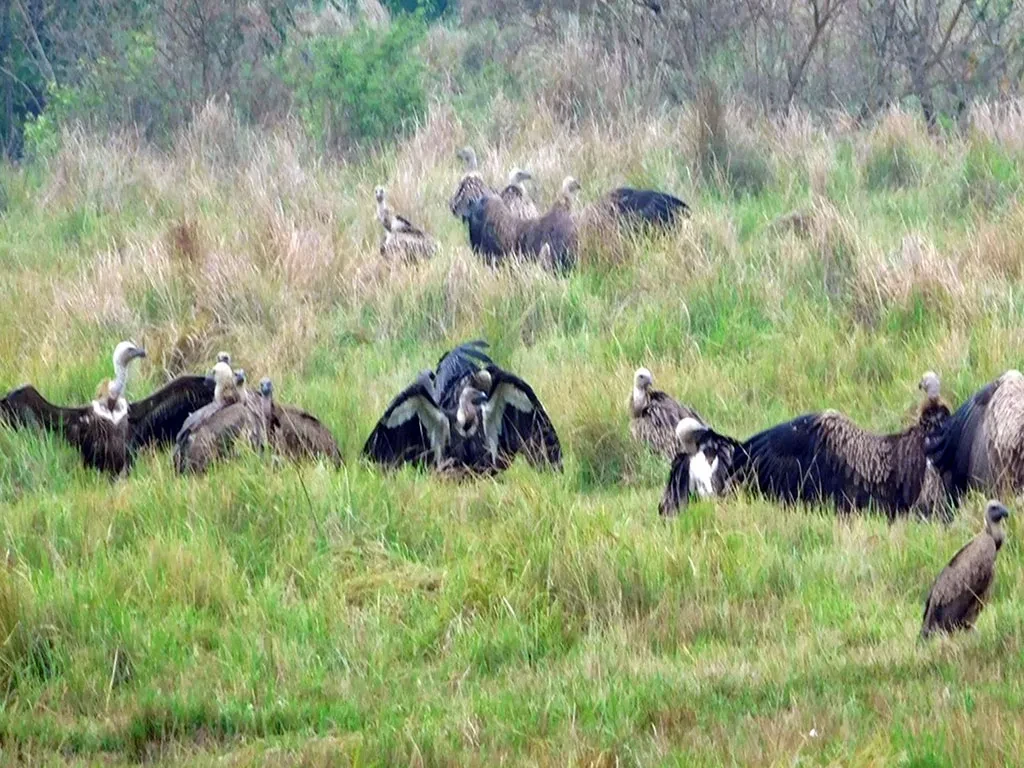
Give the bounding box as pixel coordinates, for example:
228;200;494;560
294;20;428;151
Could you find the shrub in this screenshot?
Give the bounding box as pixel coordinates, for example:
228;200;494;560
294;19;428;151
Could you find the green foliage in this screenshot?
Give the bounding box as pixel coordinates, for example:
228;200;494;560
959;138;1022;208
865;132;923;191
294;20;428;150
382;0;451;20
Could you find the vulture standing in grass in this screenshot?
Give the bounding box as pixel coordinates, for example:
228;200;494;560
374;186;437;263
659;371;953;517
258;377;342;467
173;362;265;474
629;367;706;460
0;341;217;475
922;500;1009;638
363;340;561;475
500;169;539;219
926;369;1024;501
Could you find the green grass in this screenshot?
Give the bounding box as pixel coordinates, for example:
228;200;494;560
1;104;1024;764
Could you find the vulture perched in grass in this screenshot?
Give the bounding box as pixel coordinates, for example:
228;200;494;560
922;499;1009;638
374;186;437;263
258;377;342;467
659;371;953;517
629;367;706;460
926;369;1024;501
173;362;265;475
0;341;217;475
363;340;561;475
500;168;539;219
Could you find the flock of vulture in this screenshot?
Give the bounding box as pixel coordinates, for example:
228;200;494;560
0;146;1018;640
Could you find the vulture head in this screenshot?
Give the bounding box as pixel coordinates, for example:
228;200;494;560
259;377;273;398
456;386;488;434
561;176;581;195
456;146;479;171
374;186;386;205
472;368;493;394
216;351;231;365
109;341;146;398
632;367;653;409
508;168;532;187
675;416;709;456
985;499;1010;543
919;370;941;401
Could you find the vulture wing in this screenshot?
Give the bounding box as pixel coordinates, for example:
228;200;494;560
633;390;706;459
0;385;90;437
363;377;451;469
271;403;342;467
500;185;539;219
129;375;216;450
608;187;690;227
922;536;996;635
658;422;742;516
926;379;1000;499
391;213;426;237
173;401;260;475
449;174;494;219
480;366;561;470
660;451;695;516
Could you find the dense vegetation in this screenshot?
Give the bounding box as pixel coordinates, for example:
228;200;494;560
1;3;1024;765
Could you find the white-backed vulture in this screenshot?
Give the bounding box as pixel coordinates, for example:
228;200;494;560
922;499;1009;638
0;341;217;475
258;377;342;467
629;367;706;460
373;186;437;263
449;146;497;219
363;340;561;474
173;362;265;474
659;371;953;517
926;370;1024;501
500;169;539;219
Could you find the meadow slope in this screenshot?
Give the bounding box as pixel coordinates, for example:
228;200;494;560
1;100;1024;764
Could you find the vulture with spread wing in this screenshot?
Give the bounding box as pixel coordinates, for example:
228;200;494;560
659;371;952;517
363;340;561;475
1;341;217;475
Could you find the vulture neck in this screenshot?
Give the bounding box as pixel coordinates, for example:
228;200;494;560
456;392;480;437
987;519;1007;550
92;381;128;424
631;385;648;415
377;200;390;230
216;381;241;406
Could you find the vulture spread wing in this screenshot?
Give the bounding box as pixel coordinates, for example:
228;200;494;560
480;366;561;470
0;385;90;437
363;376;451;469
608;188;689;227
922;536;996;635
128;375;216;449
271;404;342;467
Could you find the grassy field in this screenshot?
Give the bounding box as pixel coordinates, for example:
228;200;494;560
2;98;1024;765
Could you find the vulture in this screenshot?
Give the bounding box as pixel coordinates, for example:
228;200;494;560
363;340;561;475
173;362;265;475
449;146;497;219
604;187;690;229
500;168;539;219
922;499;1009;638
659;371;952;517
258;377;342;467
0;341;217;475
926;369;1024;501
628;367;706;460
515;176;580;273
374;186;437;263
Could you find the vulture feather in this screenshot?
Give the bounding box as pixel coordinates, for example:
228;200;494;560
1;341;216;476
660;372;952;517
922;500;1009;637
629;367;706;460
607;187;690;228
374;186;437;263
500;168;539;219
926;370;1024;500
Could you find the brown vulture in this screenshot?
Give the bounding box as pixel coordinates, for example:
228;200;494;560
363;340;561;475
659;372;953;517
926;369;1024;501
0;341;217;476
500;168;539;220
258;377;342;467
629;366;706;460
172;362;265;475
374;186;437;263
922;499;1009;638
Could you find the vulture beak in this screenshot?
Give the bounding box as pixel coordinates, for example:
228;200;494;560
990;502;1010;523
235;369;246;387
130;347;147;362
472;391;488;407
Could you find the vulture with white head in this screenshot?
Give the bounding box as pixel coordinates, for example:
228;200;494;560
363;340;561;474
1;341;218;475
172;362;265;474
258;377;342;467
629;367;706;460
659;371;953;517
922;499;1009;638
926;369;1024;501
374;186;437;263
500;168;539;220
